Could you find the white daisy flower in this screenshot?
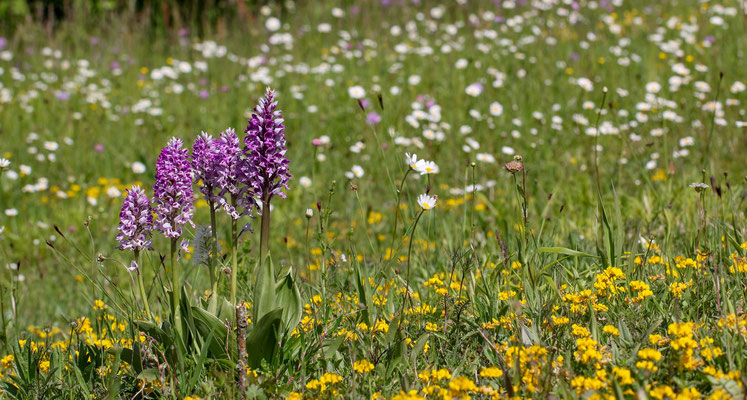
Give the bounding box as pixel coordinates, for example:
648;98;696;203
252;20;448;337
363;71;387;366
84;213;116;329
106;186;122;198
645;81;661;93
348;86;366;99
489;102;503;116
265;17;281;31
476;153;495;163
414;160;439;175
405;153;420;169
417;194;437;210
131;161;146;174
465;82;483;97
576;77;594;92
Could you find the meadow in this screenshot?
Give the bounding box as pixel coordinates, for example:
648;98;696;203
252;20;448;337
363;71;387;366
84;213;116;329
0;0;746;398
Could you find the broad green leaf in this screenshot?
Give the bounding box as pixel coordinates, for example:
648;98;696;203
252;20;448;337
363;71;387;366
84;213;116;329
253;256;277;323
246;308;283;369
275;269;303;334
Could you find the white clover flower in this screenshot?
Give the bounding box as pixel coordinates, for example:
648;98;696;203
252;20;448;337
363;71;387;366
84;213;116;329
417;194;437;211
306;208;314;218
0;158;9;169
351;165;365;178
4;209;18;217
299;176;312;188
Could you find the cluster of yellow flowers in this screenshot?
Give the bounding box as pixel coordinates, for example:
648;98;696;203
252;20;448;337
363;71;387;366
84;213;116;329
629;280;653;303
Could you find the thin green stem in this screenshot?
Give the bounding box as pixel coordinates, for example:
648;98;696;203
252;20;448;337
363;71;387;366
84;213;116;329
389;168;411;260
231;195;240;306
402;210;425;308
260;197;271;263
209;201;219;297
170;237;179;323
135;250;152;320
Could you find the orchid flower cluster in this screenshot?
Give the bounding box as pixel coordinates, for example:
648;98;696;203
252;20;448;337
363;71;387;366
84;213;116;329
115;87;290;316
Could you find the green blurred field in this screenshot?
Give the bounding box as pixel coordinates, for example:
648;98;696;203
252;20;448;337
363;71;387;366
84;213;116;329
0;0;746;398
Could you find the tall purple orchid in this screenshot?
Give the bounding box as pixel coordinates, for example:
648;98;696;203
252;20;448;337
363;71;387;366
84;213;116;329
244;88;291;203
153;136;194;324
115;185;154;319
244;87;290;320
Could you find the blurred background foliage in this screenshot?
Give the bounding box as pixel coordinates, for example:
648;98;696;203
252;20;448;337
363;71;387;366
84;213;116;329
0;0;295;37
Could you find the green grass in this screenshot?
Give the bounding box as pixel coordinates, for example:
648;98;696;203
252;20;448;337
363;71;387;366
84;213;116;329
0;0;746;398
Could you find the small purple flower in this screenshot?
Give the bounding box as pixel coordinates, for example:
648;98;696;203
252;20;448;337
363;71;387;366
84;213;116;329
153;137;194;238
359;99;370;109
0;37;6;50
94;144;105;153
199;89;210;99
116;186;153;251
244;88;291;202
55;91;70;101
366;112;382;125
